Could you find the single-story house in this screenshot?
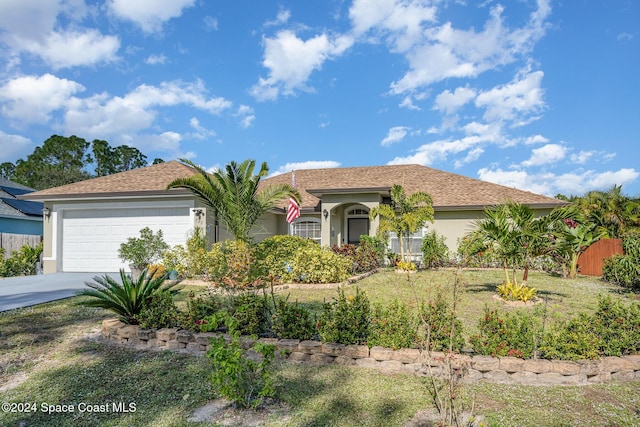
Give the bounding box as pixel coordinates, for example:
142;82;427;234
0;177;43;236
22;161;565;274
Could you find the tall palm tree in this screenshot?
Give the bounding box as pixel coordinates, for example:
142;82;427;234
369;184;434;262
167;159;299;243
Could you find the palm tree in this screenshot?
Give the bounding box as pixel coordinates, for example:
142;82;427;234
577;185;640;238
369;184;434;263
167;159;299;243
474;201;566;285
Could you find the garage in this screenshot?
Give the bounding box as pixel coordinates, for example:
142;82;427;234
62;206;192;272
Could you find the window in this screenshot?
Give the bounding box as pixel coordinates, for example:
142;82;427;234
292;219;321;243
388;228;426;260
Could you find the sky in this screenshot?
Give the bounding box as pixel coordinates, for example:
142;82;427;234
0;0;638;198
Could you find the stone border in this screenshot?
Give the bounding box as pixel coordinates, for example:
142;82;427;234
102;319;640;386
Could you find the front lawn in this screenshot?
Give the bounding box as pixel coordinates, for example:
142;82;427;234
1;269;638;426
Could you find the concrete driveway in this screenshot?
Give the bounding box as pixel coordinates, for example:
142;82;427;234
0;272;114;312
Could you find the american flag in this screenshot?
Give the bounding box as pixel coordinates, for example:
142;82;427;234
286;171;300;224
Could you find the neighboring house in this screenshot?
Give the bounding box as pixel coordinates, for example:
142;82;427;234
22;161;565;274
0;177;43;236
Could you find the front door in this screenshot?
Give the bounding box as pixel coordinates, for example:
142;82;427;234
348;217;369;245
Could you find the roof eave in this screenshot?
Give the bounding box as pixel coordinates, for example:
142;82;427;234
19;188;194;202
433;201;570;211
306;186;391;197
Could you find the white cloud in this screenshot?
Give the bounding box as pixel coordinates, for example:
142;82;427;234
381;126;410;147
0;74;85;123
251;30;354;101
107;0;196;33
523;134;549;145
433;86;477;115
235;105;255;128
570;150;594;165
265;8;291;27
146;54;167;65
349;0;437;52
388;136;485;166
454;147;484;168
203;16;218;31
63;80;232;140
188;117;217;140
521;143;566;167
477;166;640;197
617;32;634;41
388;2;551;94
272;160;341;176
0;131;32;162
475;69;545;124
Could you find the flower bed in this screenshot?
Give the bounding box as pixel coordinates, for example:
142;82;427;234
102;319;640;386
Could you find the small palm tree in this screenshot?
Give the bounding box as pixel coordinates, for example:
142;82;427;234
369;184;434;263
167;159;299;243
76;269;182;324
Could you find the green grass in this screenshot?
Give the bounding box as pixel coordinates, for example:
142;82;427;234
276;268;634;339
1;269;638;426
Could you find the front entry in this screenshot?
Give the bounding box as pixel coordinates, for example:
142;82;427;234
348;217;369;245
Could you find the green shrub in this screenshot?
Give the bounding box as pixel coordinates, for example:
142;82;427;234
255;235;318;281
421;292;465;353
469;307;538;358
271;297;316;340
539;296;640;360
539;314;602;360
163;236;227;281
0;243;43;277
220;240;262;288
456;234;501;268
135;291;179;329
76;269;181;324
332;240;380;274
602;236;640;291
317;287;371;345
207;316;276;409
224;292;270;336
368;300;419;350
291;245;351;284
359;235;387;264
421;231;449;269
118;227;169;270
178;289;222;332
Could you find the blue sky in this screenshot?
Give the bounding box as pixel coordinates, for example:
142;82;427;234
0;0;638;197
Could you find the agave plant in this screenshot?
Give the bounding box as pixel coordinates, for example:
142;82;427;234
76;268;182;324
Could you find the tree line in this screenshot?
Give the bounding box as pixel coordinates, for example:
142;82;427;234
0;135;163;190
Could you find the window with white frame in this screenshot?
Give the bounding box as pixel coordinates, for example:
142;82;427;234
292;218;321;243
388;228;427;260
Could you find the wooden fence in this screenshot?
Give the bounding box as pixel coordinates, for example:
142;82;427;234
0;233;43;256
577;238;623;276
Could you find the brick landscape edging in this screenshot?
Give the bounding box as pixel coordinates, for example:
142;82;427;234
102;319;640;386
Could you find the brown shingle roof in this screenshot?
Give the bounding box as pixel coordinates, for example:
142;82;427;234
262;164;564;211
22;161;564;210
22;160;197;200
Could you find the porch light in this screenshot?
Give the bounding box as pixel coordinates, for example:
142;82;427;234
193;208;204;218
323;209;329;219
42;207;50;218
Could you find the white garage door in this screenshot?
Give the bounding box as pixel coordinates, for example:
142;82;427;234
62;207;192;272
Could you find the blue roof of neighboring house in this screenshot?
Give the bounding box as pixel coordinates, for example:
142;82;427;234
1;198;44;217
